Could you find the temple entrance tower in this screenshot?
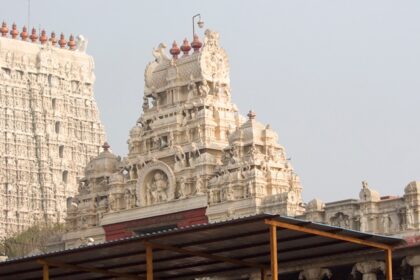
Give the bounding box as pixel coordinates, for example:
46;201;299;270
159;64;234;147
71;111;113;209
126;30;240;207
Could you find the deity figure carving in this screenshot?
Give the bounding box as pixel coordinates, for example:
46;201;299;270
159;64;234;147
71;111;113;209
198;80;210;97
146;171;169;205
152;43;169;63
398;208;407;230
142;96;149;110
362;180;369;189
177;177;187;199
190;142;201;159
152;135;161;150
173;145;186;170
406;207;414;229
187;76;197;101
195;175;206;195
330;212;350;228
167;131;174;147
76;35;88;52
381;214;393;234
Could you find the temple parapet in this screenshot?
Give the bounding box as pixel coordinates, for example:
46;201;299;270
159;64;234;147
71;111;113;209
64;29;302;246
299;181;420;236
0;21;105;239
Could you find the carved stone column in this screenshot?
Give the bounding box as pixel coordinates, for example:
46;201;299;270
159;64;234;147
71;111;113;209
352;261;385;280
298;267;332;280
406;255;420;279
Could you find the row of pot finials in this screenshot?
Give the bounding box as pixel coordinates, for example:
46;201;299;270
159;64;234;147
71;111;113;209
0;22;78;50
169;35;204;59
0;21;207;56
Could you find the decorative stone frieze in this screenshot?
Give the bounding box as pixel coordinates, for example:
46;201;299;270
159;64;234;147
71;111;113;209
64;29;303;246
406;255;420;280
298;267;332;280
0;32;105;239
299;181;420;237
352;261;385;280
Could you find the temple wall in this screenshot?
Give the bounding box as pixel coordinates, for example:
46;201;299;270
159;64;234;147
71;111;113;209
0;27;106;238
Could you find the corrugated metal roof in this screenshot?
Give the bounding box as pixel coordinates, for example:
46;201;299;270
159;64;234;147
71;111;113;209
0;214;404;280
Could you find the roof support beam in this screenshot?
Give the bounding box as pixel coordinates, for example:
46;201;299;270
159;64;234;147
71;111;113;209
264;219;393;250
42;263;49;280
386;248;393;280
146;244;153;280
36;259;145;280
144;241;268;270
270;224;278;280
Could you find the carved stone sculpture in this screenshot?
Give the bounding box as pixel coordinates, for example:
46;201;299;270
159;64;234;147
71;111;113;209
0;34;105;239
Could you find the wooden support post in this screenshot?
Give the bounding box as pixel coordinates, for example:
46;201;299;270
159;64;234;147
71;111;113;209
37;259;144;280
146;244;153;280
42;263;49;280
270;224;278;280
265;219;392;251
386;248;393;280
144;241;267;270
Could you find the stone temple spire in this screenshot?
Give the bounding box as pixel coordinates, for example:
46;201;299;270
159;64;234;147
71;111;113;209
65;29;303;241
0;24;106;239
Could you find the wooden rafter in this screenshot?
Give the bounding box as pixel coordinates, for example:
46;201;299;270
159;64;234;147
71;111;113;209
266;218;395;280
265;219;393;250
36;259;145;280
143;241;268;270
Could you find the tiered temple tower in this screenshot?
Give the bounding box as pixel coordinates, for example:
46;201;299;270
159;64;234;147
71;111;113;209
0;22;106;238
64;29;303;247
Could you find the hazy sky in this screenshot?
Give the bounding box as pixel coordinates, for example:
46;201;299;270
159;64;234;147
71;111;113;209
2;0;420;203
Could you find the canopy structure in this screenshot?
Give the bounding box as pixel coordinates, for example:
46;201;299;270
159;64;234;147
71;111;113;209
0;214;403;280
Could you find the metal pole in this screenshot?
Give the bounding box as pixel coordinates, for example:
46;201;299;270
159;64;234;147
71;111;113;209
42;263;49;280
192;14;200;38
146;245;153;280
270;225;278;280
386;248;393;280
27;0;31;29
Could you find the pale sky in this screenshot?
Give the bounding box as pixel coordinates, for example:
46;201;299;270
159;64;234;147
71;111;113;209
2;0;420;203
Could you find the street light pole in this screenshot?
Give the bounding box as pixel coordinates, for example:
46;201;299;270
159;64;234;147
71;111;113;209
192;14;204;38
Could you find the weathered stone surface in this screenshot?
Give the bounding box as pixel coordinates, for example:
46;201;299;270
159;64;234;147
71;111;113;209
298;267;332;280
352;260;385;280
0;36;105;239
64;30;303;247
299;181;420;237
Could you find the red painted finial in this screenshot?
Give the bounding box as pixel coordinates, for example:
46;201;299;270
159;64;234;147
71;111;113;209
58;33;66;48
29;27;38;42
10;23;18;39
102;142;110;151
169;40;180;59
49;32;57;46
67;34;76;50
20;26;28;41
1;22;9;37
39;30;47;44
180;38;191;56
247;110;256;120
191;34;202;53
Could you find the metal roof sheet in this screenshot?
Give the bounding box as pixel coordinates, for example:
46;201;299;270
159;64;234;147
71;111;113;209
0;214;404;279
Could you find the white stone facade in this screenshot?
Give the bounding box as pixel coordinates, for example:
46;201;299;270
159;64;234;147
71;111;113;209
300;181;420;237
47;27;420;279
65;30;304;243
0;33;105;238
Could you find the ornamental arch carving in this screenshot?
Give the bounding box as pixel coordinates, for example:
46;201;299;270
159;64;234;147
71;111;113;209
136;160;176;207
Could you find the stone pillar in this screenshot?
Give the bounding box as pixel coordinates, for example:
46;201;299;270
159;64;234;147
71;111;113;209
298;267;332;280
352;261;385;280
406;255;420;279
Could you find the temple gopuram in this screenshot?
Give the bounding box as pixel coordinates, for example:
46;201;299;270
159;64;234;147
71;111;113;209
0;22;105;240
